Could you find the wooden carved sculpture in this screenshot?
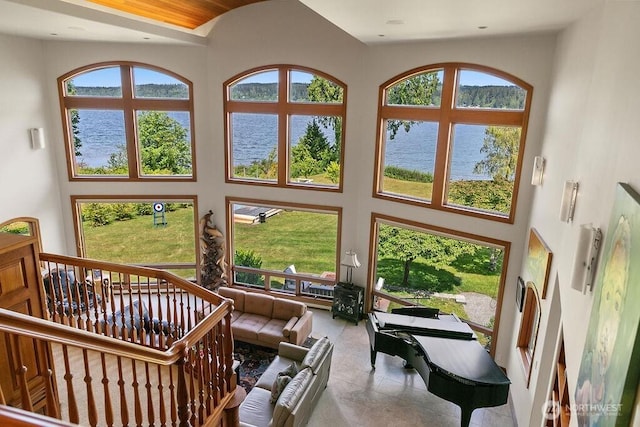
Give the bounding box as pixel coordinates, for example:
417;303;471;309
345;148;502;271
199;210;227;291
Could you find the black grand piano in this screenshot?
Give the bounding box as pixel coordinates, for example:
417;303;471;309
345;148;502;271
366;309;510;427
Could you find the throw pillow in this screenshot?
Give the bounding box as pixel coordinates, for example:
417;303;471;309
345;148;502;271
270;375;292;403
280;362;299;378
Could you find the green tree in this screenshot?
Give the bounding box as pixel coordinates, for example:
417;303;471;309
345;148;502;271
66;81;82;157
307;76;343;148
238;147;278;179
377;224;475;287
386;72;441;139
325;161;340;183
291;119;338;179
473;126;521;181
137;111;191;174
290;144;319;179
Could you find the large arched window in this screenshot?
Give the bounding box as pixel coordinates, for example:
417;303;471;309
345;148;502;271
224;65;346;190
374;63;532;222
58;62;195;180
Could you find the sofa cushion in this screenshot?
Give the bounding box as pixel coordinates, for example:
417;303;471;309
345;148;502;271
257;318;288;347
270;374;292;403
244;293;275;318
301;336;331;373
239;386;273;427
232;313;269;341
272;368;313;426
218;287;246;312
272;298;306;321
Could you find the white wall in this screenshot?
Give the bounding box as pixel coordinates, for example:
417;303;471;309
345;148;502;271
2;0;598;425
0;34;66;252
521;2;640;426
39;40;209;255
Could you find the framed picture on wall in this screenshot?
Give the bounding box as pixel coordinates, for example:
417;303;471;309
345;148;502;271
525;228;553;299
575;183;640;426
516;275;525;312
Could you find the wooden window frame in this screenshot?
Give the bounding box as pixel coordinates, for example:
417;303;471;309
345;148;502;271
517;282;541;387
225;196;342;304
367;212;511;356
373;62;533;224
58;62;196;182
70;195;200;276
223;65;347;192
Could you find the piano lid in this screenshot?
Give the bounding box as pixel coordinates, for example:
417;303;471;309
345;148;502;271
413;335;511;386
373;312;475;340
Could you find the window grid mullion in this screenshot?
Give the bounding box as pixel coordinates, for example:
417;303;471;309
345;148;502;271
120;65;139;179
431;66;457;208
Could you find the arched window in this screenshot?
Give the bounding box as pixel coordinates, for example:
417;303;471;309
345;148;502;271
374;63;532;222
224;65;346;190
58;62;195;180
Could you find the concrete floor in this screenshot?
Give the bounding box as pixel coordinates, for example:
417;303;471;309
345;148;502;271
306;308;516;427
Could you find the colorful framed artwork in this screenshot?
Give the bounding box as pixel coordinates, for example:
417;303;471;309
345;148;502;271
574;183;640;426
526;228;553;299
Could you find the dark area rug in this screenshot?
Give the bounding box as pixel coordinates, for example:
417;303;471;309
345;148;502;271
235;336;318;394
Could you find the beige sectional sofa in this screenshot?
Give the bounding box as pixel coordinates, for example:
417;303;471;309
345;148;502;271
239;337;333;427
218;286;313;348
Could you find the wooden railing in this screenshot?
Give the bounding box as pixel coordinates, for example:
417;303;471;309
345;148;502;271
231;265;335;302
1;253;237;427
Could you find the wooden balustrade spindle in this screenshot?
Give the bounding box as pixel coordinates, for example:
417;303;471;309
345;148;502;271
100;353;115;427
44;368;60;419
144;362;155;427
82;349;98;427
169;363;177;426
131;360;143;427
117;357;129;427
61;345;79;424
175;356;190;427
156;365;167;427
11;335;33;413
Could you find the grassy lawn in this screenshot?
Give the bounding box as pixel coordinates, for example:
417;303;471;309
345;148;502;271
234;210;338;275
388;296;467;319
82;207;196;266
382;176;433;199
81;204;501;306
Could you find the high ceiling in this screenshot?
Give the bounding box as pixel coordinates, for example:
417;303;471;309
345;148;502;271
86;0;266;30
0;0;605;45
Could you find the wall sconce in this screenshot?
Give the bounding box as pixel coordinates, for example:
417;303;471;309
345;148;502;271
559;180;579;222
570;224;602;293
340;250;361;284
30;127;45;150
531;156;545;186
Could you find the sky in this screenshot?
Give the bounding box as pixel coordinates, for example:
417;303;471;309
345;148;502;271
72;65;515;88
72;66;182;87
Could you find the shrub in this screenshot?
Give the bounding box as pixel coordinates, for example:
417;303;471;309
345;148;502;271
234;249;264;286
82;203;113;227
112;203;135;221
135;203;154;216
384;166;433;183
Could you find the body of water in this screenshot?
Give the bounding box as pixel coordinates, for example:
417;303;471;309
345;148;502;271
75;110;490;180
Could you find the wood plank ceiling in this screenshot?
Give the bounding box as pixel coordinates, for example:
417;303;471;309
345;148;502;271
87;0;267;29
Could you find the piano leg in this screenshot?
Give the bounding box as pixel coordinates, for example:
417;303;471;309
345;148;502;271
460;406;473;427
370;349;377;367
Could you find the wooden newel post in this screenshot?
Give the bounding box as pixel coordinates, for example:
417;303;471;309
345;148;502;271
176;353;190;427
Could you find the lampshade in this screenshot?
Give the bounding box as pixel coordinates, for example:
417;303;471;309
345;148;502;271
340;251;361;268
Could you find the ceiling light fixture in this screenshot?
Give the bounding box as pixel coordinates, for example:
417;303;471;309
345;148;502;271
478;26;488;30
